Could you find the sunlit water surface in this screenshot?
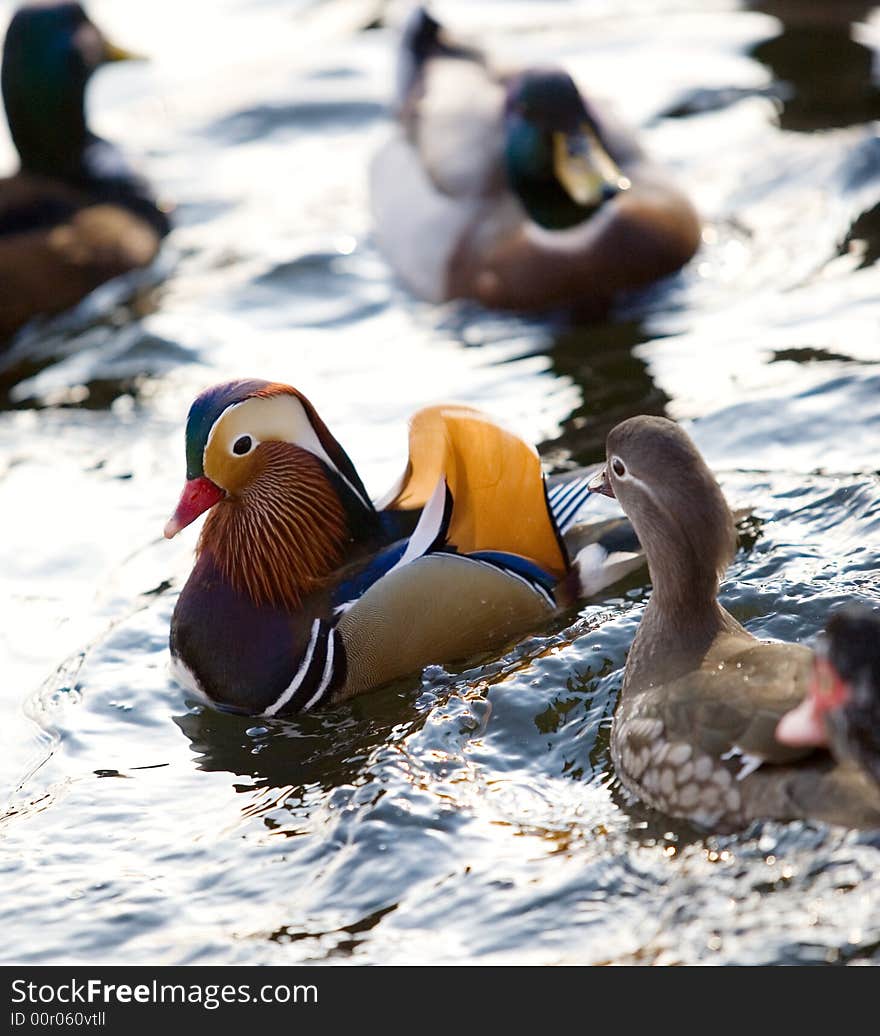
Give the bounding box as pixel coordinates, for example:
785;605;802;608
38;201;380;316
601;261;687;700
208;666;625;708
2;0;880;965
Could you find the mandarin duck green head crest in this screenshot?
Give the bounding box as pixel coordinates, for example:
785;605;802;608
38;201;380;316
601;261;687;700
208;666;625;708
504;69;630;230
1;2;143;176
165;379;378;609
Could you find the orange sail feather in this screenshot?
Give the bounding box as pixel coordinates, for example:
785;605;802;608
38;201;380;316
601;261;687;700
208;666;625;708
385;405;568;578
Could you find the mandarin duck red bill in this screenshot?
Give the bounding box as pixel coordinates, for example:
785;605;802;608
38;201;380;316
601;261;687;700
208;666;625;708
592;415;880;832
165;379;644;717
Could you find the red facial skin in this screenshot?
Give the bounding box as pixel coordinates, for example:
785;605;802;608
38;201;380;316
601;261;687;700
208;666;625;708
776;654;852;748
164;477;225;539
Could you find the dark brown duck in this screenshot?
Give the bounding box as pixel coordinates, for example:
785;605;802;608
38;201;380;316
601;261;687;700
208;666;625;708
0;3;171;343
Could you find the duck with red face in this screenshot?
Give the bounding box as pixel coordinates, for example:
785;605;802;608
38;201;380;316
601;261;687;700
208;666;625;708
777;604;880;790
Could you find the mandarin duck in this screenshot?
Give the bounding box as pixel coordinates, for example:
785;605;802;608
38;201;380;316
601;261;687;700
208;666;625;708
588;416;880;831
163;379;643;717
777;604;880;791
0;2;171;343
369;6;701;313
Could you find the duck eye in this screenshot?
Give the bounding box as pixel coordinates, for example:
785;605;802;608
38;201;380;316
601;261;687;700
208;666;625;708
232;435;253;456
612;458;626;478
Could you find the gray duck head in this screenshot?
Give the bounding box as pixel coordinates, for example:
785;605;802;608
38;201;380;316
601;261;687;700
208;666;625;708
591;415;736;608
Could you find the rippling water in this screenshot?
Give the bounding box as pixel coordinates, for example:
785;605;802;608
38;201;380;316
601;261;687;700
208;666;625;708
2;0;880;965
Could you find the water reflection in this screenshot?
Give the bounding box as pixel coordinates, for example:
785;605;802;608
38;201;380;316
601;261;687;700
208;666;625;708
540;319;669;468
207;99;385;145
0;265;172;407
263;904;397;957
173;682;424;793
841;199;880;269
746;1;880;131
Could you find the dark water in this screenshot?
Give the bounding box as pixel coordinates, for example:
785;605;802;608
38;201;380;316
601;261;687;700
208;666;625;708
2;0;880;965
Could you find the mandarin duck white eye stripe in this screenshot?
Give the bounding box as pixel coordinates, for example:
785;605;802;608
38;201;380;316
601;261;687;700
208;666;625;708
202;393;373;513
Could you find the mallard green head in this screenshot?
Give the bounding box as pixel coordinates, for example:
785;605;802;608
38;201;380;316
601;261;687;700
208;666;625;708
504;70;630;230
1;2;142;177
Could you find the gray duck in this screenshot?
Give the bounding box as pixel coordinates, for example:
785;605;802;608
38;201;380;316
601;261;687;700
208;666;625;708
589;415;880;832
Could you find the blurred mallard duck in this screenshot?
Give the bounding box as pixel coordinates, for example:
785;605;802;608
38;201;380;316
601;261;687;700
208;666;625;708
0;2;171;343
370;7;701;313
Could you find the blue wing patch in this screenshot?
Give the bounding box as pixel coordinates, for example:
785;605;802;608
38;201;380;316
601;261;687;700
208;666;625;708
331;541;409;611
333;478;454;611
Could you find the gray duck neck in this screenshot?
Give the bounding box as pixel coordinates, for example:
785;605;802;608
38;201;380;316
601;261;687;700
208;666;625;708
623;572;744;695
